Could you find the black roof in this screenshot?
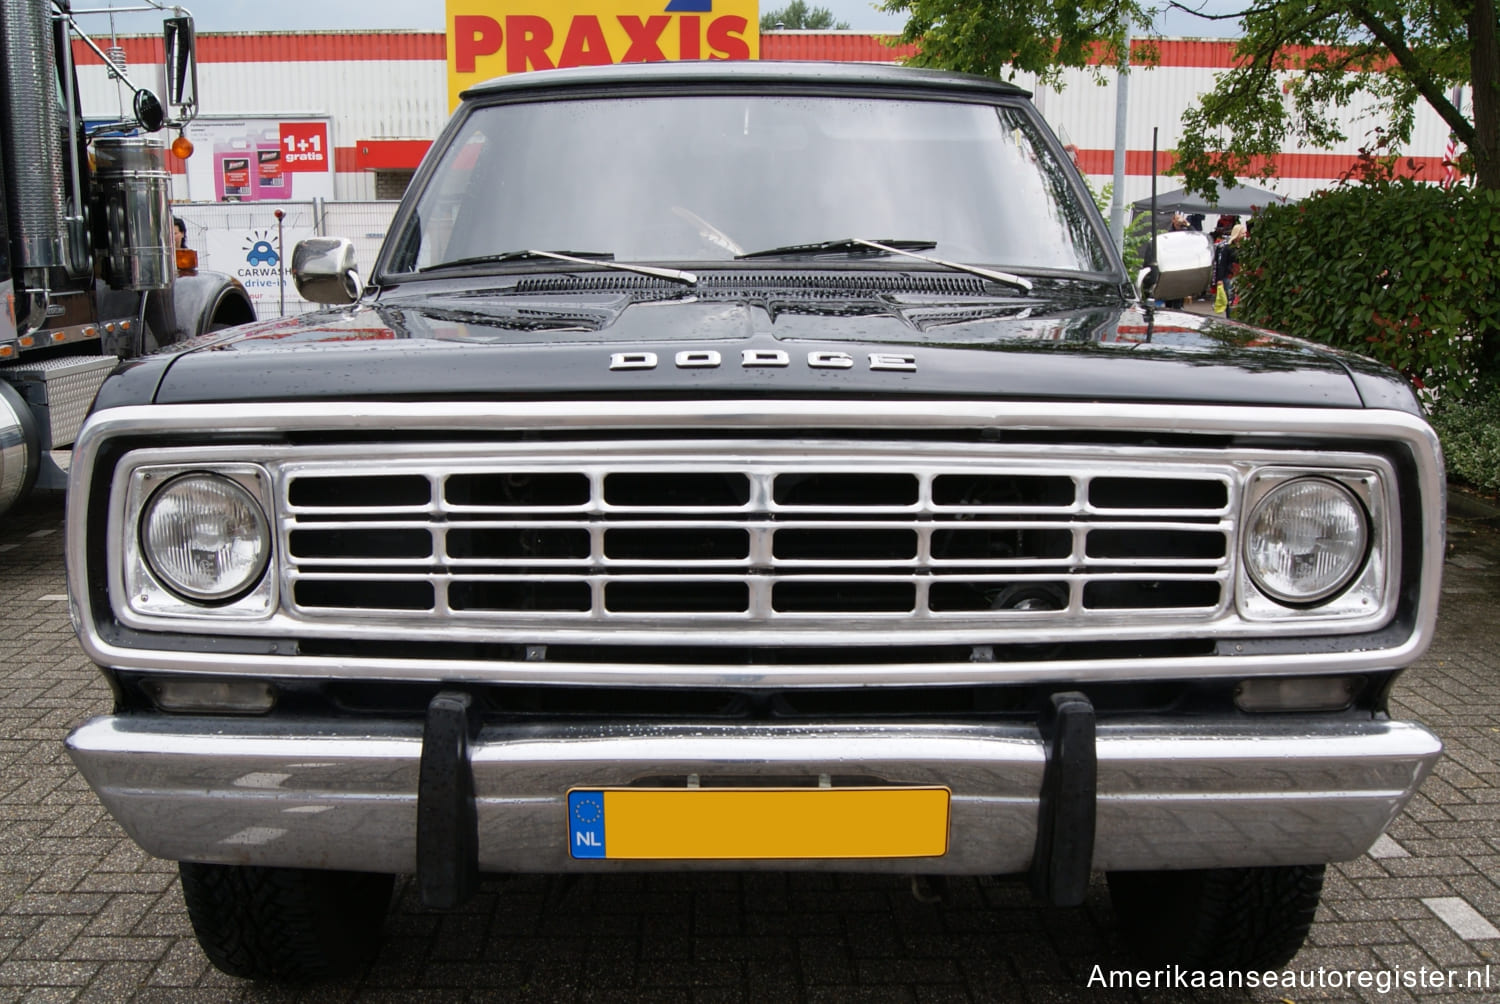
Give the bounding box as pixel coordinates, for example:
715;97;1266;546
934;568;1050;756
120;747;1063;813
461;60;1031;102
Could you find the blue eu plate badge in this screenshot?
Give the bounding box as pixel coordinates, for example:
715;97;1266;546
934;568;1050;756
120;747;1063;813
569;790;605;858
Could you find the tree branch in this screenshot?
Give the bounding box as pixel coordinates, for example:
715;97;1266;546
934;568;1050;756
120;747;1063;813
1164;1;1254;22
1344;0;1475;143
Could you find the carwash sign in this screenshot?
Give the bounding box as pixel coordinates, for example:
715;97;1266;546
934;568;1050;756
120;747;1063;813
446;0;760;108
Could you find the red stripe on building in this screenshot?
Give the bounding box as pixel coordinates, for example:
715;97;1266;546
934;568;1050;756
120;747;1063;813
172;141;1450;181
761;33;1366;69
74;30;1379;72
1073;147;1447;181
274;139;1445;181
73;32;444;66
73;31;1362;70
761;33;916;62
352;139;432;171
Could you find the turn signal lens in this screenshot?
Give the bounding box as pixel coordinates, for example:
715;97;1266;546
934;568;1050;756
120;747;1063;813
142;677;276;714
176;248;198;272
1235;676;1359;712
141;474;270;603
171;134;194;159
1244;478;1367;603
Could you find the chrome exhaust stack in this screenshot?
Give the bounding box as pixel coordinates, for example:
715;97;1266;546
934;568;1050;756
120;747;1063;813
94;138;175;291
0;0;71;276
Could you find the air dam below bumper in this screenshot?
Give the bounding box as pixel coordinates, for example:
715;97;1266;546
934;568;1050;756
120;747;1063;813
66;716;1441;875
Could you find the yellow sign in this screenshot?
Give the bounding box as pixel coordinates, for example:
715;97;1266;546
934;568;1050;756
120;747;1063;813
446;0;761;108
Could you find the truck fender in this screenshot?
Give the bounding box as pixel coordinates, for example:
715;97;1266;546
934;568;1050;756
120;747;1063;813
170;271;257;336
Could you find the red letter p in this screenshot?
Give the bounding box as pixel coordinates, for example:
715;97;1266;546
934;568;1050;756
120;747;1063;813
453;15;502;73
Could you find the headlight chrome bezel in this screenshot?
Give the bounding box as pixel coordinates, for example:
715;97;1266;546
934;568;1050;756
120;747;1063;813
1237;467;1387;618
141;472;272;603
121;463;278;620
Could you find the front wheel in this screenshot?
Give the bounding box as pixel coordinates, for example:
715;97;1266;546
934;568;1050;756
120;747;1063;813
1107;864;1324;971
178;862;394;981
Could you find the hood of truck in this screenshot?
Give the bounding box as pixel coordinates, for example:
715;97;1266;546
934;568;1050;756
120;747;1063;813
138;284;1415;411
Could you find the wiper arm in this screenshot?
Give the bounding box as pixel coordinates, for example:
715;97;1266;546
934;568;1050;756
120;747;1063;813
736;238;938;260
737;237;1032;294
419;249;697;286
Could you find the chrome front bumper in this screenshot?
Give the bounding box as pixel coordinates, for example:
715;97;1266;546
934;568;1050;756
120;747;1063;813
66;714;1442;876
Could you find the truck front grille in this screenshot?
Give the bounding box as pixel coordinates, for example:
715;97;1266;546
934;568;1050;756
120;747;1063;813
278;447;1236;630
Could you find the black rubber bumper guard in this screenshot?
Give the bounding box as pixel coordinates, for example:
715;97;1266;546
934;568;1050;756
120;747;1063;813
417;691;480;909
1029;691;1098;907
414;688;1099;910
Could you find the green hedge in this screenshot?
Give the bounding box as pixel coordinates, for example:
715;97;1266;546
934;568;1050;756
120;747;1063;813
1235;181;1500;407
1430;392;1500;494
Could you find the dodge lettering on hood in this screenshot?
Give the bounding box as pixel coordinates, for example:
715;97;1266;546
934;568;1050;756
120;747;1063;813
62;61;1444;982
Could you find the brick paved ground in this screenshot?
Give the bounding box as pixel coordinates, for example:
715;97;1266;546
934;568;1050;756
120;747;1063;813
2;487;1497;1003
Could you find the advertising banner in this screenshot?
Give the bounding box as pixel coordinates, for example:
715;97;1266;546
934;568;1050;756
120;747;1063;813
182;117;335;203
446;0;759;108
200;222;318;317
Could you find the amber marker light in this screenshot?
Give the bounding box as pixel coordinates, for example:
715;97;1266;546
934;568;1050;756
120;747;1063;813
176;248;198;272
171;134;194;159
0;345;13;358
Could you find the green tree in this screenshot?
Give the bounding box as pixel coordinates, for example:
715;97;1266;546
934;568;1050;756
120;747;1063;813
1172;0;1498;194
878;0;1147;84
878;0;1499;192
1235;178;1500;403
761;1;851;30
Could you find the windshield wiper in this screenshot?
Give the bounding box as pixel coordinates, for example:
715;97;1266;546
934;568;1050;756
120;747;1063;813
418;249;697;286
736;238;937;260
736;237;1032;293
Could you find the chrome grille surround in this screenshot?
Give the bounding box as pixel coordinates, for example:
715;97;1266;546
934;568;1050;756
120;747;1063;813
71;401;1444;687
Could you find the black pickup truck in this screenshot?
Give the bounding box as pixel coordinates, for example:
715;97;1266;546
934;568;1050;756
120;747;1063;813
63;61;1444;982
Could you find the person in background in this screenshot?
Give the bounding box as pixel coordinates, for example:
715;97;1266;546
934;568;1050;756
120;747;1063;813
173;217;188;250
1217;222;1247;318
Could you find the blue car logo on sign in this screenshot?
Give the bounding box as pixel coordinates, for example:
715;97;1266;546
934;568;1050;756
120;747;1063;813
246;240;278;267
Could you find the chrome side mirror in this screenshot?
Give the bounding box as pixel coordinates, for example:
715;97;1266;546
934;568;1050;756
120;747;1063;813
1141;231;1213;303
292;238;363;305
163;17;198;112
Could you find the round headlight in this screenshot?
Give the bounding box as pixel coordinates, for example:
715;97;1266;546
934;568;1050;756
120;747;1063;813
1244;478;1368;604
142;474;270;603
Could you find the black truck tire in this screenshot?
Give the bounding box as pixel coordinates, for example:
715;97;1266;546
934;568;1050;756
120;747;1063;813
178;862;394;981
1106;864;1325;971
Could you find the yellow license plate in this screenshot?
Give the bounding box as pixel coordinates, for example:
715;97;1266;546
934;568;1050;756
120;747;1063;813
566;787;949;860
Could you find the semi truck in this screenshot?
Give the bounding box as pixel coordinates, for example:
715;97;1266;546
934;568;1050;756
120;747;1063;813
0;1;254;516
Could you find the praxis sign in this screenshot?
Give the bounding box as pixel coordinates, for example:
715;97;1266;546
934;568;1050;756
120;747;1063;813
446;0;759;108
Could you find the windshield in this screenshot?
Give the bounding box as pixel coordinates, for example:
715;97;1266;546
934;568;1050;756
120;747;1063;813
385;94;1111;277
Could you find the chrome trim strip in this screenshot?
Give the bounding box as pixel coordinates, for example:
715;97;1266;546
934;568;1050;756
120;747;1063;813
65;715;1442;874
68;401;1444;687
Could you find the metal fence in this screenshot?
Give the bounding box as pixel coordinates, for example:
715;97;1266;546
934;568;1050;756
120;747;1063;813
174;200;400;318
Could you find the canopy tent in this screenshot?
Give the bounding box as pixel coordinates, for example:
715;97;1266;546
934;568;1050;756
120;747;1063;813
1131;184;1295;223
